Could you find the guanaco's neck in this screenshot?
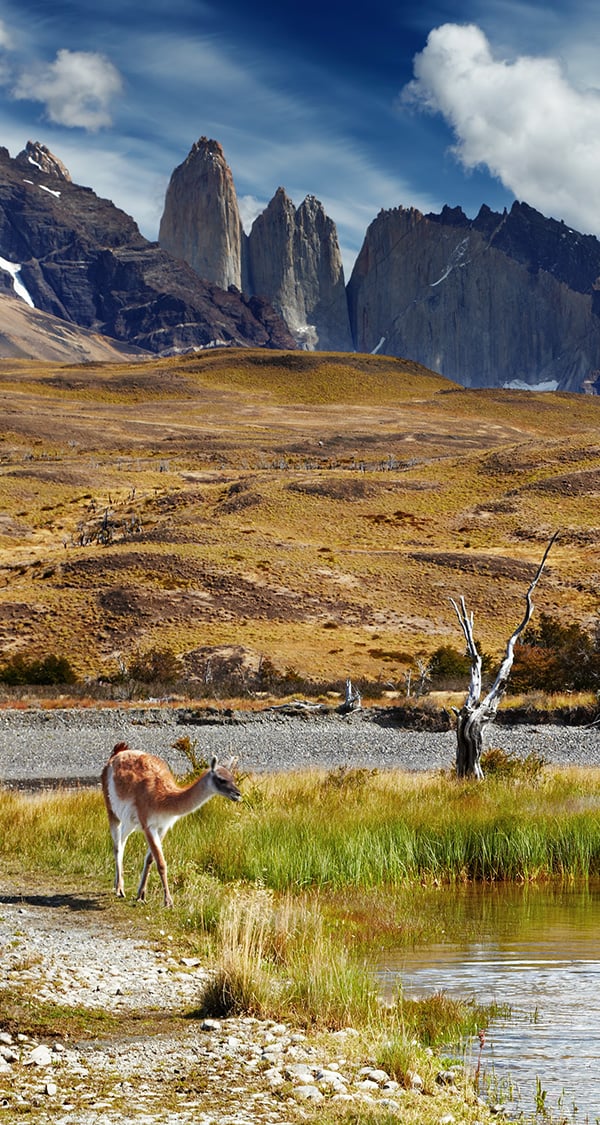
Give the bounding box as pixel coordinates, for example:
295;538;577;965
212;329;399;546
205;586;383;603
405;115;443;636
161;769;215;817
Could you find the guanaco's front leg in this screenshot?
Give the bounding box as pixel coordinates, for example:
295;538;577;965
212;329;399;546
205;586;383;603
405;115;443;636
139;825;172;907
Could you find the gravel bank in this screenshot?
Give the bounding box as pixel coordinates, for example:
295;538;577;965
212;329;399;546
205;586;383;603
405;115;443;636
0;705;598;786
1;888;429;1124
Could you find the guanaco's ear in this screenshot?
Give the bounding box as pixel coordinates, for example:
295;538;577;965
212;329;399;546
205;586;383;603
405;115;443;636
227;755;238;771
210;755;218;772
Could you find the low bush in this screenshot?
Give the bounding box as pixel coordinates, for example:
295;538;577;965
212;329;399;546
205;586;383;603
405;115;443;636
0;652;77;686
509;614;600;693
427;643;494;690
480;746;546;784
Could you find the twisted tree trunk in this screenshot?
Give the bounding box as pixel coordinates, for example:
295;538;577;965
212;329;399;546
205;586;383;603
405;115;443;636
451;532;558;778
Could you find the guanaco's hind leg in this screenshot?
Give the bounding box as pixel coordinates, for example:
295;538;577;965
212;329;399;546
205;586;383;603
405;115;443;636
138;825;172;907
107;815;130;898
136;847;154;902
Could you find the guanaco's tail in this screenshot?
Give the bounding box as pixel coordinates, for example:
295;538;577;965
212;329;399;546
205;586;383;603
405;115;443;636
110;741;130;758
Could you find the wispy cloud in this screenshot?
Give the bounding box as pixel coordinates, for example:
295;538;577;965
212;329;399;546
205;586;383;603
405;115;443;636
0;19;13;50
12;48;123;130
238;195;266;233
403;22;600;236
122;29;435;267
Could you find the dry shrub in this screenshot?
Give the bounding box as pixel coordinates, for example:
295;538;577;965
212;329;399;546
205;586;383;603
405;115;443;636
481;745;546;784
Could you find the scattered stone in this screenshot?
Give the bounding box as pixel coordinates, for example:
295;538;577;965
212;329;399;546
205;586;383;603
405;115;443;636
263;1068;284;1087
317;1070;348;1093
293;1084;323;1102
315;1067;347;1084
25;1045;53;1068
437;1069;459;1085
364;1068;390;1085
284;1063;315;1083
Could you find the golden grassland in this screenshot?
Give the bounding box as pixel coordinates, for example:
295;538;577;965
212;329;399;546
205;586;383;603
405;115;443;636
0;349;597;683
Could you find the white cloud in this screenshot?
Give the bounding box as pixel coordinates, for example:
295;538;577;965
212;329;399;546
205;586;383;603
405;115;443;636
12;48;122;130
238;194;266;233
404;23;600;237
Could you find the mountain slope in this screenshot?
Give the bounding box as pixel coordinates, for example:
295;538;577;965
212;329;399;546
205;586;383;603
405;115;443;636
0;292;148;362
0;141;294;355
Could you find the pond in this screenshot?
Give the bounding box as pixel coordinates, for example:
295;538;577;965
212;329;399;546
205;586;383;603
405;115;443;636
377;884;600;1121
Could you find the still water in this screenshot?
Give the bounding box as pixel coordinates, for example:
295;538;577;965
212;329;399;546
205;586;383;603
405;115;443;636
378;884;600;1120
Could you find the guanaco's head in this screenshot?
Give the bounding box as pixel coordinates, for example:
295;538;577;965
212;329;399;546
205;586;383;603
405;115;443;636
210;755;241;802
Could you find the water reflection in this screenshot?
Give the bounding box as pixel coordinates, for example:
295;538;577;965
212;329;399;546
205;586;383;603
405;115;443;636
378;884;600;1119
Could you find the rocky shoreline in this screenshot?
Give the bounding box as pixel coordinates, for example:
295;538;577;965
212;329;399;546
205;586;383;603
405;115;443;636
0;878;474;1125
0;704;599;788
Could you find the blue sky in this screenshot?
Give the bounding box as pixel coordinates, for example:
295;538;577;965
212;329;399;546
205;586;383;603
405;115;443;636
1;0;600;274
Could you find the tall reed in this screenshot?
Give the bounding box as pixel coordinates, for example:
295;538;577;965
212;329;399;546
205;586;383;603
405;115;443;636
190;885;381;1028
177;766;600;887
2;766;600;889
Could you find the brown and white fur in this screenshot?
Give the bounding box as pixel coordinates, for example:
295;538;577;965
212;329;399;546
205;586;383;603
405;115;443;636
101;742;241;907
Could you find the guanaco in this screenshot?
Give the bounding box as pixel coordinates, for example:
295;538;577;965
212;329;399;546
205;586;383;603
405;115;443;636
101;742;241;907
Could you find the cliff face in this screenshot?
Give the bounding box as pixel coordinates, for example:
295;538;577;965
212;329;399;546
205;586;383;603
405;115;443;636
246;189;352;350
159;137;244;291
0;141;294;354
347;202;600;391
159;140;352;351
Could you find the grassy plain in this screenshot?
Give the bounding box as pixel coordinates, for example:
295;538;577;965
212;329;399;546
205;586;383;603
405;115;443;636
0;349;597;691
4;765;599;901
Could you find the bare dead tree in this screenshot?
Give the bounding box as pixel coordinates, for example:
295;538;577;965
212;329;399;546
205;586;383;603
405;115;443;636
450;532;559;779
339;677;362;714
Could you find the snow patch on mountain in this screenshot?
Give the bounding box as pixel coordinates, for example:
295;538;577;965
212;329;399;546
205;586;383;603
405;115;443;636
0;257;35;307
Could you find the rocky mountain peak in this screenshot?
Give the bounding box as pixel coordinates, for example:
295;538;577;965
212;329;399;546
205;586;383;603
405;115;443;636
16;140;72;181
245;186;352;350
158;141;352;350
159;135;244;290
192;136;225;158
261;187;295;223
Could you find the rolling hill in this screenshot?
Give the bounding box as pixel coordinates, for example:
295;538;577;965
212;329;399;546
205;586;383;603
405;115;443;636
0;349;597;691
